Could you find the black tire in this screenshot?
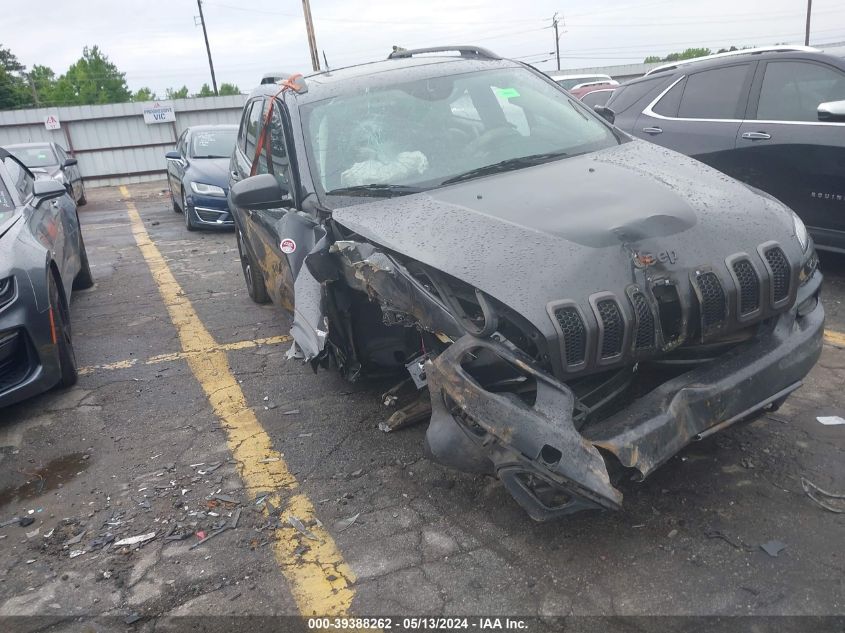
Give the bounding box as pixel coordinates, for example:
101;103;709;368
49;273;78;388
183;189;196;231
170;181;181;213
236;228;270;304
73;225;94;290
77;181;87;207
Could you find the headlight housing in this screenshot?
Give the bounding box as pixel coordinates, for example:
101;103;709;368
190;181;225;197
792;212;809;252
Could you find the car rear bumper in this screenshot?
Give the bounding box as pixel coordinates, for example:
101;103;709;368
424;270;824;521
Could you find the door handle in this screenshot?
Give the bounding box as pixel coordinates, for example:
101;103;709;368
741;131;771;141
642;126;663;135
231;171;240;181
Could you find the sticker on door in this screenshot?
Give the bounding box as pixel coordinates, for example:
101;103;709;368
280;238;296;254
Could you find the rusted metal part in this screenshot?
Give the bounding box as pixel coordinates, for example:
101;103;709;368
331;241;464;339
379;392;432;433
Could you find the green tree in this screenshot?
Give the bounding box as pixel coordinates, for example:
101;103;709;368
166;85;189;100
218;82;240;96
132;87;155;101
27;64;56;106
195;83;215;97
0;44;30;109
644;47;712;64
51;46;131;105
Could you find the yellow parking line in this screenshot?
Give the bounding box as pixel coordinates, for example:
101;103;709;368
119;186;354;616
78;335;291;375
825;330;845;348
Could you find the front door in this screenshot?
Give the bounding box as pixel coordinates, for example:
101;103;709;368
734;58;845;250
634;62;755;179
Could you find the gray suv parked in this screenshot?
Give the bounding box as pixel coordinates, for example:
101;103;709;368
605;46;845;253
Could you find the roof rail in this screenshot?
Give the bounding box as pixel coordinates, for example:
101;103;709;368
387;46;501;60
644;45;820;76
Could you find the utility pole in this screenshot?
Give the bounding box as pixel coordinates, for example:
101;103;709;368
804;0;813;46
302;0;321;72
552;13;561;71
196;0;219;95
28;75;40;107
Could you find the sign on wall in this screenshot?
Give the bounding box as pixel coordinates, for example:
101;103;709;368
44;114;61;130
142;102;176;124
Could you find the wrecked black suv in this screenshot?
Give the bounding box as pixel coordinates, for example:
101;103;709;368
228;46;824;521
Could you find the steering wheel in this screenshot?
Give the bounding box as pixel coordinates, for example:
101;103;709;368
465;126;522;157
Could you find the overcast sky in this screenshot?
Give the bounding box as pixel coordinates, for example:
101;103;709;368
4;0;845;96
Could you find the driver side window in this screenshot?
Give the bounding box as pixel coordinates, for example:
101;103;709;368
756;61;845;122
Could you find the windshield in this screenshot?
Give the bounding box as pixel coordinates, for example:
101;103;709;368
556;76;610;90
8;145;57;168
302;67;618;196
190;129;237;158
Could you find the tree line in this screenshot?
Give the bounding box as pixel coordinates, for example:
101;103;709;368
0;43;239;110
643;46;749;64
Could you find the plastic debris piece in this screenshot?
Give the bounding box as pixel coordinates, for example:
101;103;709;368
259;457;280;463
69;550;85;558
18;517;34;527
113;532;157;547
760;540;787;557
335;513;360;532
213;494;237;504
26;528;40;539
801;477;845;513
282;409;300;415
287;515;319;541
124;613;142;625
817;416;845;426
65;531;86;546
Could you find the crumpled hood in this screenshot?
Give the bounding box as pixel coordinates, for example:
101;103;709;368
333;140;802;334
187;158;231;189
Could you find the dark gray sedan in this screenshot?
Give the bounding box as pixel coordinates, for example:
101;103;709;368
0;149;93;409
5;142;86;207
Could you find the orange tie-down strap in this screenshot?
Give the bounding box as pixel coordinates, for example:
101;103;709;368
250;74;303;176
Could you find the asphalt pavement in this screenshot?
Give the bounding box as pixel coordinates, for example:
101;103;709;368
0;181;843;629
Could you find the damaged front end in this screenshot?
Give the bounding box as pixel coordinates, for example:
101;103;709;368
294;225;823;521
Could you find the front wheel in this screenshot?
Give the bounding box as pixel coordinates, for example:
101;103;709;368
183;189;196;231
49;274;78;388
236;228;269;304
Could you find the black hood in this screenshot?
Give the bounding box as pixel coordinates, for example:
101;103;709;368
186;158;230;189
333;140;802;335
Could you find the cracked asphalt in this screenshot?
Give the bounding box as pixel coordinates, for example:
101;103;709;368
0;181;843;626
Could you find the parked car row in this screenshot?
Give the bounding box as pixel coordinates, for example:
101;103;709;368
220;46;823;521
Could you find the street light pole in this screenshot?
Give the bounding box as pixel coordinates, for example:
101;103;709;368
805;0;813;46
302;0;321;72
196;0;219;95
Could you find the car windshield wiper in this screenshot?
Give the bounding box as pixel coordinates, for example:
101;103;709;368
325;184;425;197
440;151;571;185
192;155;229;159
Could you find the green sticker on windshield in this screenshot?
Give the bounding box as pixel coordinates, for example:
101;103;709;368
495;87;520;99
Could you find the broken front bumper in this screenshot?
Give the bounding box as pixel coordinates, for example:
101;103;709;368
425;273;824;521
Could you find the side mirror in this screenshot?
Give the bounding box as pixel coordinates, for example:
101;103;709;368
165;151;182;160
818;100;845;122
33;178;67;207
230;174;289;210
63;157;78;167
594;105;615;124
